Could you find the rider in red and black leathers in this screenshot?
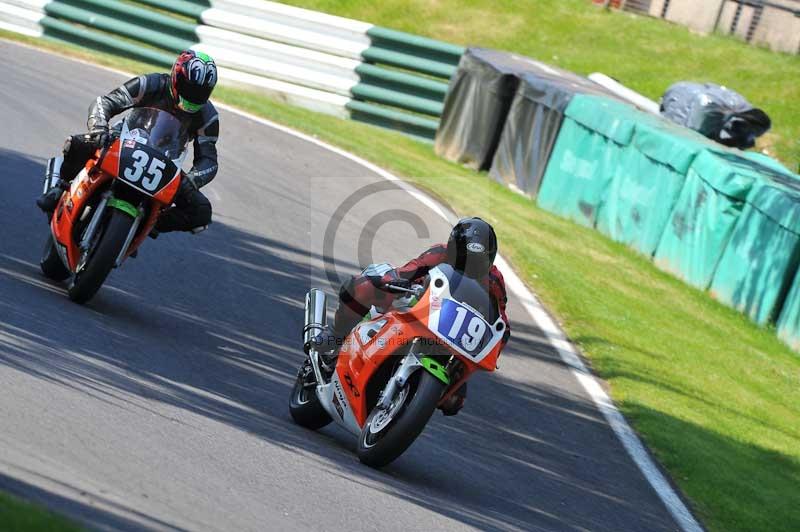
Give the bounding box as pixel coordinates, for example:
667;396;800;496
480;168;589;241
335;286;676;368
320;218;511;416
38;50;219;233
334;244;511;344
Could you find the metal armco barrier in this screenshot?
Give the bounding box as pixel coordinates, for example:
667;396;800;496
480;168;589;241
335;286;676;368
0;0;463;141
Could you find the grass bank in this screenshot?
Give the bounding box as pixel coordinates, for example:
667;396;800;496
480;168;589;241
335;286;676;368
287;0;800;168
0;492;79;531
3;25;800;532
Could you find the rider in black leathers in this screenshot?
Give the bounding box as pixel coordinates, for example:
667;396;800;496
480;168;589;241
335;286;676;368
38;50;220;233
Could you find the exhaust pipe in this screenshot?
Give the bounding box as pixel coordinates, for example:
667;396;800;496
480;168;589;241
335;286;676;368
303;288;328;354
43;156;64;193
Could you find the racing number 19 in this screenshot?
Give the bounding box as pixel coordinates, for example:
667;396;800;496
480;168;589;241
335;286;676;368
447;306;487;352
124;149;166;192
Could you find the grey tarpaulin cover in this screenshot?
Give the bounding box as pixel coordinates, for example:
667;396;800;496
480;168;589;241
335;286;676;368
489;65;617;196
660;82;771;150
435;48;546;171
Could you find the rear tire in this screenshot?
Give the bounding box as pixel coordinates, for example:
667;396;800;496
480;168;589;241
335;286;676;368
357;370;445;468
68;209;134;304
289;360;332;430
40;233;70;281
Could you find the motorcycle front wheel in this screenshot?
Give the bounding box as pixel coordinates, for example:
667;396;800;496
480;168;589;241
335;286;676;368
357;370;445;468
68;209;133;304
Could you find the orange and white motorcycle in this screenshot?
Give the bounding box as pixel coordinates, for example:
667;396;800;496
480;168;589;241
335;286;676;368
290;264;506;468
39;108;191;303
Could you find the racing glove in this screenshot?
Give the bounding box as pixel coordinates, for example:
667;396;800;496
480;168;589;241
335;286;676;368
88;126;110;149
379;273;411;293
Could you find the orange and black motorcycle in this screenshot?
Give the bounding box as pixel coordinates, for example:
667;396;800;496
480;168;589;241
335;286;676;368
40;108;190;303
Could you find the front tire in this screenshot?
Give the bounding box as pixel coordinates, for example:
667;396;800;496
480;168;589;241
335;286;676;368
357;370;445;468
289;360;332;430
40;233;70;281
68;209;134;304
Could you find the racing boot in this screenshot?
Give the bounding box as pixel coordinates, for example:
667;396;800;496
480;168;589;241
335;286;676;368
440;360;468;416
36;182;66;213
38;134;97;213
37;157;66;213
439;382;467;416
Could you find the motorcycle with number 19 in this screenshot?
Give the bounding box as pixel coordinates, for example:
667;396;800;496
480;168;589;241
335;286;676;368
291;264;506;468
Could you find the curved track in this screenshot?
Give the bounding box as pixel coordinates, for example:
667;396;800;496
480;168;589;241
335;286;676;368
0;41;682;532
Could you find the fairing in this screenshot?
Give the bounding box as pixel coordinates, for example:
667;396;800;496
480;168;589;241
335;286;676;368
329;265;505;428
50;108;189;271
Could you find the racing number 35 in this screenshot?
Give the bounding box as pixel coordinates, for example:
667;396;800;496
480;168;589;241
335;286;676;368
123;149;166;192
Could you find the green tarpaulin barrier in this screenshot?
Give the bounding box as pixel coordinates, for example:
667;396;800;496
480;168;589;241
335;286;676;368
771;164;800;351
742;151;797;178
654;150;768;289
777;269;800;351
537;93;800;350
537;95;637;227
710;178;800;325
595;119;713;256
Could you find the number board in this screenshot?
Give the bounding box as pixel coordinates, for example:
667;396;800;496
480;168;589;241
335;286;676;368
119;144;178;196
435;298;491;359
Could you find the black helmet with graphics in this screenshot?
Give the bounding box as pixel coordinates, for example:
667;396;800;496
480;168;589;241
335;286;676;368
170;49;217;113
445;217;498;279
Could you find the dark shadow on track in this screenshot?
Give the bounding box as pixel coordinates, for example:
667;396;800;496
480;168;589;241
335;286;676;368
1;210;672;532
0;145;692;531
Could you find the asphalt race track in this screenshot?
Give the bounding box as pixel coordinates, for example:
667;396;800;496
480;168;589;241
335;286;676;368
0;41;683;532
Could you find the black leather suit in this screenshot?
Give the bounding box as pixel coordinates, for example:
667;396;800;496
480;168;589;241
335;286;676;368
61;73;220;232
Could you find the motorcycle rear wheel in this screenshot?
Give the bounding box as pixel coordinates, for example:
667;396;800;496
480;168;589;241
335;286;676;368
289;360;332;430
357;370;445;468
40;233;70;281
68;209;133;304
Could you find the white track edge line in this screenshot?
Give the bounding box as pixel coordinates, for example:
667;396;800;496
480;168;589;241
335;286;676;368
4;39;703;532
207;111;706;532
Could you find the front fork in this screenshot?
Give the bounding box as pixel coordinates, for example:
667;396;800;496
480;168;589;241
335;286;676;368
114;205;144;267
376;339;450;410
76;191;142;272
79;191;110;253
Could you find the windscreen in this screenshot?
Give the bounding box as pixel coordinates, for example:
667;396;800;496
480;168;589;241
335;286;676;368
124;108;190;160
437;263;498;322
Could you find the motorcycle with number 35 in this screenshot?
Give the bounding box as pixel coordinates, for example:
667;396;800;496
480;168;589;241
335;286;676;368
40;108;191;303
291;263;506;468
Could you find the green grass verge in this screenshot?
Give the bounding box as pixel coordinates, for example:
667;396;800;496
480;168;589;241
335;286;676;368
0;492;80;531
4;28;800;532
285;0;800;168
